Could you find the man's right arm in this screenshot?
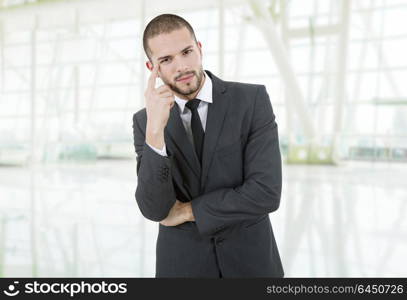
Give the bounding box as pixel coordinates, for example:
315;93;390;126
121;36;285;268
133;114;175;221
132;62;176;222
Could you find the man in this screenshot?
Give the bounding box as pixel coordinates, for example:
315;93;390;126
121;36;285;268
132;14;284;278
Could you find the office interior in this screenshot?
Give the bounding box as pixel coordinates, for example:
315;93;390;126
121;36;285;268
0;0;406;277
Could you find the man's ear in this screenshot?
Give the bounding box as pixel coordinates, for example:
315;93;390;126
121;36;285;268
197;41;203;56
146;60;153;71
146;60;161;78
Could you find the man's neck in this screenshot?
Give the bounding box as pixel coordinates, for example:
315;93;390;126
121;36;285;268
175;71;206;101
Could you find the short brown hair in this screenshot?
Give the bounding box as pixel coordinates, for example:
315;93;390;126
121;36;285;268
143;14;197;60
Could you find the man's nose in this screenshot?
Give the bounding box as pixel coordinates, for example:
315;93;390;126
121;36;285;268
173;56;189;74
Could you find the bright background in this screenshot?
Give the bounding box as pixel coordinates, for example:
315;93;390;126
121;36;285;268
0;0;406;277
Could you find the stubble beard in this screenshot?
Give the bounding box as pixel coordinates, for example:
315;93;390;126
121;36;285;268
163;68;205;97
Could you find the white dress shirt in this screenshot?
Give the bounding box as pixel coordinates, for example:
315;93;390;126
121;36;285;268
146;71;213;156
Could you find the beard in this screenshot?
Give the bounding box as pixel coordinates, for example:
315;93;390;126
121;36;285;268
162;68;204;97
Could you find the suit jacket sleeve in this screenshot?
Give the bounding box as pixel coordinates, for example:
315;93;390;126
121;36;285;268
191;85;282;236
132;114;176;222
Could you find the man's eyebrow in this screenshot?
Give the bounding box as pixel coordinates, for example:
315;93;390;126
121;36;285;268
157;45;194;61
180;45;193;52
157;54;171;61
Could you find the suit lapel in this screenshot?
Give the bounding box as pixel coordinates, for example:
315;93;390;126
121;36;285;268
200;71;229;189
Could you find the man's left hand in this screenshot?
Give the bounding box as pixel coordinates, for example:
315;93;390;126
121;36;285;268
160;200;195;226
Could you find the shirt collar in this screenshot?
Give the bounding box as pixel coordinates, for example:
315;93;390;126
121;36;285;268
174;70;213;113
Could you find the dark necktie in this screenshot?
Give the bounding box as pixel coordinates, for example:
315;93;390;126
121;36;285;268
185;98;205;164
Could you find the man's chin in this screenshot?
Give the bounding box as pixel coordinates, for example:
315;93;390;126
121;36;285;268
174;84;199;97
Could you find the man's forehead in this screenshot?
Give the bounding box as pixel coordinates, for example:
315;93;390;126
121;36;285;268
148;28;195;58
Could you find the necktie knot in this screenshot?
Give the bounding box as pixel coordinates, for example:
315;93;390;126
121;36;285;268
185;98;201;111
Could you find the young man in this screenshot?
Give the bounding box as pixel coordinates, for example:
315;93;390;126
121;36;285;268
132;14;284;278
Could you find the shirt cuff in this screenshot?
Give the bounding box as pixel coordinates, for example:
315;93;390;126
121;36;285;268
146;142;168;157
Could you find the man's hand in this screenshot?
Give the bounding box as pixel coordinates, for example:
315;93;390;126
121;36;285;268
160;200;195;227
145;63;175;149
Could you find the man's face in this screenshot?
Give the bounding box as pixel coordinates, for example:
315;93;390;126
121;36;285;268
146;27;204;98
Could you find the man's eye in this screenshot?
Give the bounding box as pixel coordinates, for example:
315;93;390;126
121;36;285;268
160;58;170;64
184;49;192;55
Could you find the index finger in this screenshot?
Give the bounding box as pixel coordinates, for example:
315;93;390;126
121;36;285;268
147;63;159;90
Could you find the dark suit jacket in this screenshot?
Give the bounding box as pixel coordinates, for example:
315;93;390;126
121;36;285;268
132;70;284;278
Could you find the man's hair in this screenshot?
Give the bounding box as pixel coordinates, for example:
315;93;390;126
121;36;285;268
143;14;197;60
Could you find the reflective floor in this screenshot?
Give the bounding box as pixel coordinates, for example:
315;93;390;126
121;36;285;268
0;160;406;277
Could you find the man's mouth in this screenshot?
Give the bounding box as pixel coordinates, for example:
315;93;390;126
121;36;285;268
176;73;195;82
